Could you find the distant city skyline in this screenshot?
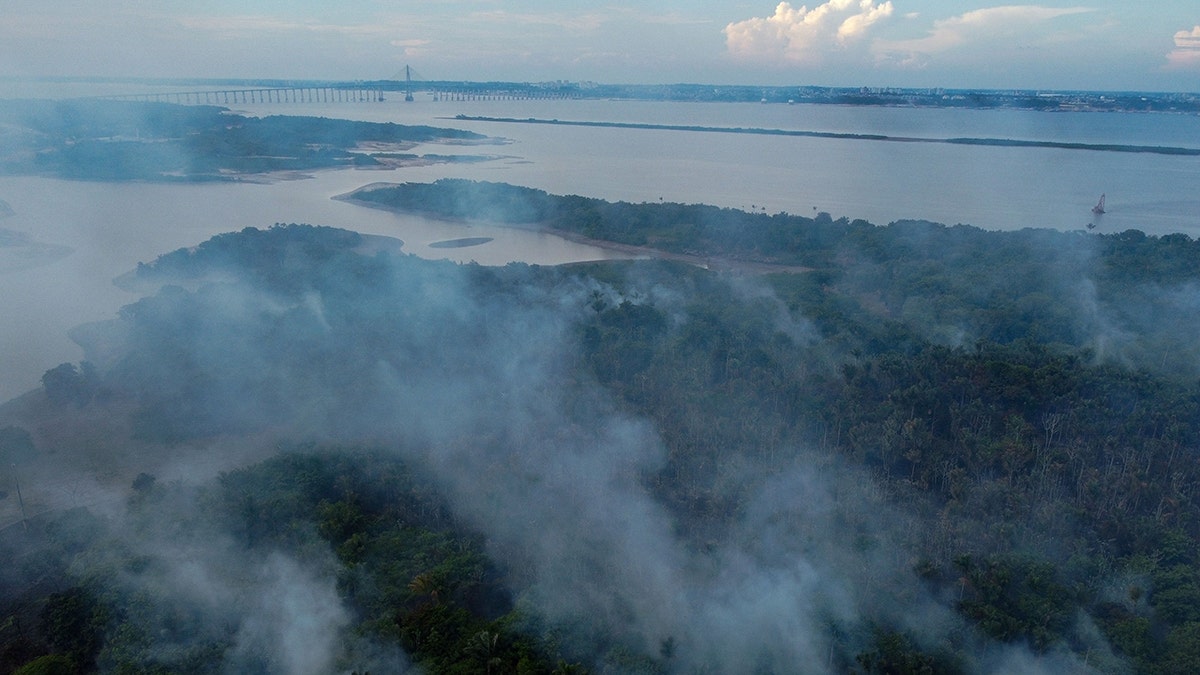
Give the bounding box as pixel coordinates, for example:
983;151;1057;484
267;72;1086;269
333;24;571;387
2;1;1198;92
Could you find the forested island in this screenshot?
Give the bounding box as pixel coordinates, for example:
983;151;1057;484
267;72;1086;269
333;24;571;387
5;186;1200;672
0;99;503;181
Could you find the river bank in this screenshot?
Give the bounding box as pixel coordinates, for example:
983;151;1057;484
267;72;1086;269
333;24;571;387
334;185;813;275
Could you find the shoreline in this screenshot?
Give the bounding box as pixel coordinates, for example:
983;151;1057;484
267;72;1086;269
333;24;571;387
447;115;1200;157
333;188;813;275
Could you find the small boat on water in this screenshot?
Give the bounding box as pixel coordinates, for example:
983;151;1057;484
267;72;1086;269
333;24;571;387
1092;193;1106;215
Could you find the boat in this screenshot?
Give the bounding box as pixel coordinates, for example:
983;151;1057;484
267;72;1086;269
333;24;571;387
1092;193;1106;215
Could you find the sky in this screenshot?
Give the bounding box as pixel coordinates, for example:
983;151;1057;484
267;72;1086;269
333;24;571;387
1;1;1198;92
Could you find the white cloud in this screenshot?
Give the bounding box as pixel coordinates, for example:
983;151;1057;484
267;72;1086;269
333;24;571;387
872;5;1093;67
1165;25;1200;69
724;1;895;65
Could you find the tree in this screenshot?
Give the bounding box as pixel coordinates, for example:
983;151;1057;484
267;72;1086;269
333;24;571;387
40;362;96;407
13;655;76;675
39;588;104;671
464;630;502;674
1162;622;1200;674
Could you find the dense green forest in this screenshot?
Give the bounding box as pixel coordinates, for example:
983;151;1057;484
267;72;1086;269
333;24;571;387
0;100;497;181
350;179;1200;376
6;196;1200;672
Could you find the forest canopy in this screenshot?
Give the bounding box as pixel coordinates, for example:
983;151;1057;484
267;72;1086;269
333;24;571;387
5;194;1200;672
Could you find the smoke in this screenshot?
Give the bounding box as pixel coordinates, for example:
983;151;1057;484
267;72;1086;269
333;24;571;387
727;272;822;346
55;484;368;674
670;462;908;671
14;218;1159;675
823;220;1200;377
56;240;823;668
9;197;1166;671
62;231;1109;672
225;554;350;675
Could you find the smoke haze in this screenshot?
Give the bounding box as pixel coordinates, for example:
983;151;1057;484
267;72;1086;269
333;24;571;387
8;96;1200;673
15;226;1114;673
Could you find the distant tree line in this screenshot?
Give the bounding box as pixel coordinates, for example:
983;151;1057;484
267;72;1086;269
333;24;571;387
0;100;493;181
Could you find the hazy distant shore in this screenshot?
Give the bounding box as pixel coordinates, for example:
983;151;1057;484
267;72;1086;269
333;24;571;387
0;99;506;182
449;115;1200;156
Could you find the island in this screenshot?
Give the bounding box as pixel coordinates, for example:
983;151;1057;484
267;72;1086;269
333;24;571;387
427;237;494;248
0;99;507;181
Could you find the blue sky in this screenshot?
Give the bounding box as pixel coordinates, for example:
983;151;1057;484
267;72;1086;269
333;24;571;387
2;1;1198;91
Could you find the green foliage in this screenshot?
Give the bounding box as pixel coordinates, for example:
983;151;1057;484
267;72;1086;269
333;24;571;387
40;362;99;408
358;180;1200;378
1096;606;1154;667
953;555;1075;651
582;297;667;386
1161;622;1200;674
15;209;1200;671
854;628;961;674
0;448;578;673
352;179;854;264
12;654;76;675
1150;565;1200;624
134;223;364;291
39;588;105;670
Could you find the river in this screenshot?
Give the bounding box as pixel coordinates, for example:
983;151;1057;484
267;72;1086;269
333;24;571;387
234;96;1200;233
1;95;1199;401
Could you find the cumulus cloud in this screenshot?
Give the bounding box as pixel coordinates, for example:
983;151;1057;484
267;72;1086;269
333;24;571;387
1166;25;1200;69
724;0;895;65
873;5;1092;67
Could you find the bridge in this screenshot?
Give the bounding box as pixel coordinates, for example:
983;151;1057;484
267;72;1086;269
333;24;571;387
93;67;585;105
101;85;387;105
98;83;583;105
